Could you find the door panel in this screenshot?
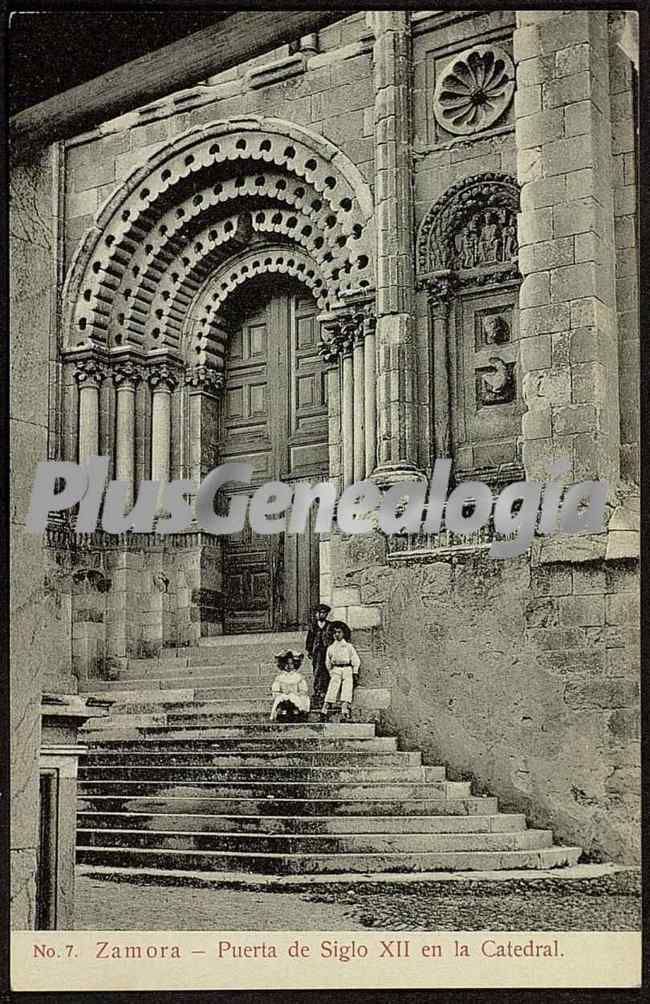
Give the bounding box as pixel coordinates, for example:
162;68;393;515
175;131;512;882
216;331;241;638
221;279;324;634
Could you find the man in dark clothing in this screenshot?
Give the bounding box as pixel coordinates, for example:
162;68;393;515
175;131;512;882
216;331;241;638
305;603;334;709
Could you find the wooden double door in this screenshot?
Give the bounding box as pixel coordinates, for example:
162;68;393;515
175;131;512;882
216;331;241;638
219;276;328;634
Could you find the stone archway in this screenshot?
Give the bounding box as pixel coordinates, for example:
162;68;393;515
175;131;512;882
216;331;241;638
62;116;375;359
60;117;377;638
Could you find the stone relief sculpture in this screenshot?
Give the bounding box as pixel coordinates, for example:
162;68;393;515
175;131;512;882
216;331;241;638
476;357;516;406
482;314;510;345
433;44;515;136
454;208;518;272
416;173;520;280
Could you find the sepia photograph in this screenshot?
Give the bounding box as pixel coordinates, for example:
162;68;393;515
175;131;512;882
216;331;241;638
8;3;641;992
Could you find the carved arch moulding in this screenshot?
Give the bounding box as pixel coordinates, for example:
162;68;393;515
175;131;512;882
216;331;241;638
61;117;376;369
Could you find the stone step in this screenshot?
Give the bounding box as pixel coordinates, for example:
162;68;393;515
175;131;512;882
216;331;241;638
76;844;582;874
82;722;377;739
77;811;528;835
78;764;435;783
199;632;305;647
88;691;389;718
77;779;470;799
116;663;277;683
84;673;270;693
86;690;272;710
81;749;414;766
77;827;555;855
77;795;499;817
87;735;398;752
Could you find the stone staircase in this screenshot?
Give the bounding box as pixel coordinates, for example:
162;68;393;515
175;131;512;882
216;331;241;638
76;633;582;876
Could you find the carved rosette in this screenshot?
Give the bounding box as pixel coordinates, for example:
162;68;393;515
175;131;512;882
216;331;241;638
184;365;225;397
111;359;143;388
73;356;106;387
148;362;180;392
433;45;515;136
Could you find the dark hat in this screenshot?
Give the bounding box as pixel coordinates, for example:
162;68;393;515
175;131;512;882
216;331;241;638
329;620;351;641
315;603;332;614
274;650;304;668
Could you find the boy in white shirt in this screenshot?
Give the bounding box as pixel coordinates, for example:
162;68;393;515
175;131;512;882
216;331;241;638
320;624;360;722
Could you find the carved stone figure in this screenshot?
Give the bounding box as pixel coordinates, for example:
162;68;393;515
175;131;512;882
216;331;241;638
460;218;480;269
477;357;515;405
478;212;501;265
482;314;510;345
502;217;518;261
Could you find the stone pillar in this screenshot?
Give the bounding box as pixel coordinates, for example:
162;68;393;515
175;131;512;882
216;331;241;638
341;337;354;487
148;362;179;483
185;366;225;485
352;327;366;481
112;359;140;505
73;356;105;461
363;310;377;477
371;10;422;486
39;696;110;929
514;10;620;485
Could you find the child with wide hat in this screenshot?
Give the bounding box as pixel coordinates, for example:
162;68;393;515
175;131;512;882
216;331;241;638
269;650;310;722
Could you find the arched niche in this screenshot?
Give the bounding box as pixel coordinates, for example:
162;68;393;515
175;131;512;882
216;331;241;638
416;173;523;491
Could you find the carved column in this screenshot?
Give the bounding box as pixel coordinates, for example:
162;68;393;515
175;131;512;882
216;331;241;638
73;356;105;460
425;275;454;459
352;324;366;482
318;325;343;486
185;366;225;485
340;331;355;487
148;362;179;484
370;10;422;486
112;359;141;506
362;309;377;478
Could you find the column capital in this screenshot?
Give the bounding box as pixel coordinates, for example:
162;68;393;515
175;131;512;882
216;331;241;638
319;303;375;361
184;365;225;397
72;355;107;387
148;362;180;392
419;271;458;312
112;358;143;389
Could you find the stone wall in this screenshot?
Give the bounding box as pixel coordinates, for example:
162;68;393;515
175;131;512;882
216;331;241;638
45;530;226;683
10;149;71;927
328;529;640;863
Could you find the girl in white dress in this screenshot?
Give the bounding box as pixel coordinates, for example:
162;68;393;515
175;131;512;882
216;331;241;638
270;651;311;722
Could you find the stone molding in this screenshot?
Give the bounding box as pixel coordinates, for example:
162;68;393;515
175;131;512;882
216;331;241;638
62;118;376;366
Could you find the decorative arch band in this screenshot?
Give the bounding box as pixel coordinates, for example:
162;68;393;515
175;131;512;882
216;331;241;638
62;117;376;361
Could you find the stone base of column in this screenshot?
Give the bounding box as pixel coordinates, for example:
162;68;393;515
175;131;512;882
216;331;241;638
370;460;428;490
